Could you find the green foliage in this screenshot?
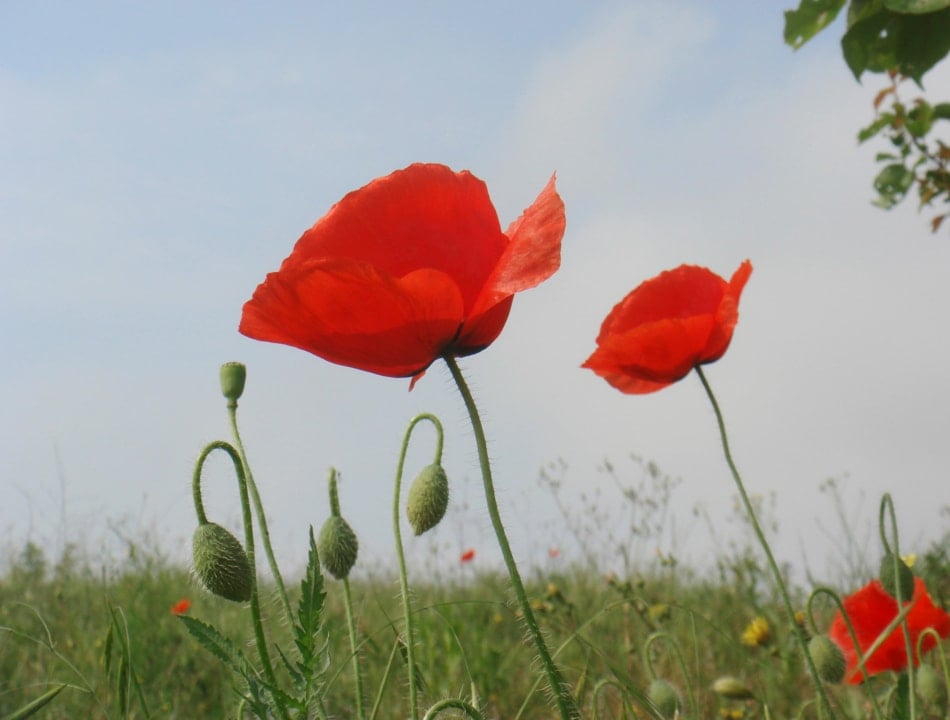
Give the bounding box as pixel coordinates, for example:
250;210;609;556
785;0;950;231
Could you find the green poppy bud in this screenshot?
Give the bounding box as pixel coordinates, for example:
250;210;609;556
808;635;846;684
219;362;247;402
916;664;948;713
711;675;754;700
193;522;252;602
647;678;681;719
879;553;915;600
406;464;449;536
318;515;359;579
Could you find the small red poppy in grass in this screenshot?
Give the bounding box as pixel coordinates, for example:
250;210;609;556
828;577;950;683
170;598;191;616
460;548;476;563
583;261;752;394
240;163;565;387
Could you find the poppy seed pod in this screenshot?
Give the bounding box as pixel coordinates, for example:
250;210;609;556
916;664;948;712
193;522;252;603
808;635;846;684
879;553;915;600
219;362;247;402
406;463;449;535
647;678;681;720
317;515;359;579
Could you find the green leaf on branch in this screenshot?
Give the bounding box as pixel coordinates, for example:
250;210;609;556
884;0;950;13
842;8;950;82
873;163;915;206
906;100;935;136
933;102;950;120
784;0;847;48
858;112;896;142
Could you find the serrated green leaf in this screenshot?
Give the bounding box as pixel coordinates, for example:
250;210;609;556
884;0;950;13
932;102;950;120
873;163;916;206
296;528;327;650
178;615;244;674
1;684;69;720
783;0;846;48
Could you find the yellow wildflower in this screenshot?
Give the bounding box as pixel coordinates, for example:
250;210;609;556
740;616;771;647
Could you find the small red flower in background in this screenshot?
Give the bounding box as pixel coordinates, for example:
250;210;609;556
460;548;476;563
170;598;191;616
828;578;950;683
240;163;565;386
548;547;560;559
583;261;752;394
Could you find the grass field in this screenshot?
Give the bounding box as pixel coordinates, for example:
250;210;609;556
3;512;949;720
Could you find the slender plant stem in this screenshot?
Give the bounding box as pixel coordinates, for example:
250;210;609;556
879;494;917;720
342;577;366;720
192;441;289;720
392;413;443;720
227;403;295;627
694;366;836;719
443;355;580;720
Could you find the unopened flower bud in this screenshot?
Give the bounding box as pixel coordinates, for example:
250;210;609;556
879;553;915;600
711;675;754;700
808;635;846;684
648;678;681;719
220;362;247;402
193;522;252;602
318;515;359;579
406;464;449;535
916;664;948;713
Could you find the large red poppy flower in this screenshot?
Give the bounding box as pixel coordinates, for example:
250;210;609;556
829;578;950;684
240;163;565;384
582;261;752;394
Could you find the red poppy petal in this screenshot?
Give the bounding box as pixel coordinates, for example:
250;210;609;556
596;266;728;342
584;314;719;393
282;164;507;312
471;174;565;318
452;296;514;356
830;578;950;684
702;260;753;362
240;260;464;377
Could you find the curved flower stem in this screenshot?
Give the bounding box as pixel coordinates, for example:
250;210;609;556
393;412;444;720
226;401;295;627
879;494;917;720
694;366;836;720
643;632;696;718
192;441;289;720
422;699;485;720
443;355;580;720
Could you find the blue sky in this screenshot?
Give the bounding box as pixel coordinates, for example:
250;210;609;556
3;1;949;584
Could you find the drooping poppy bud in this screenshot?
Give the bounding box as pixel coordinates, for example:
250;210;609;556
317;515;359;580
193;522;252;602
808;635;846;684
917;664;948;714
406;464;449;535
647;678;681;719
220;362;247;402
879;553;915;601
